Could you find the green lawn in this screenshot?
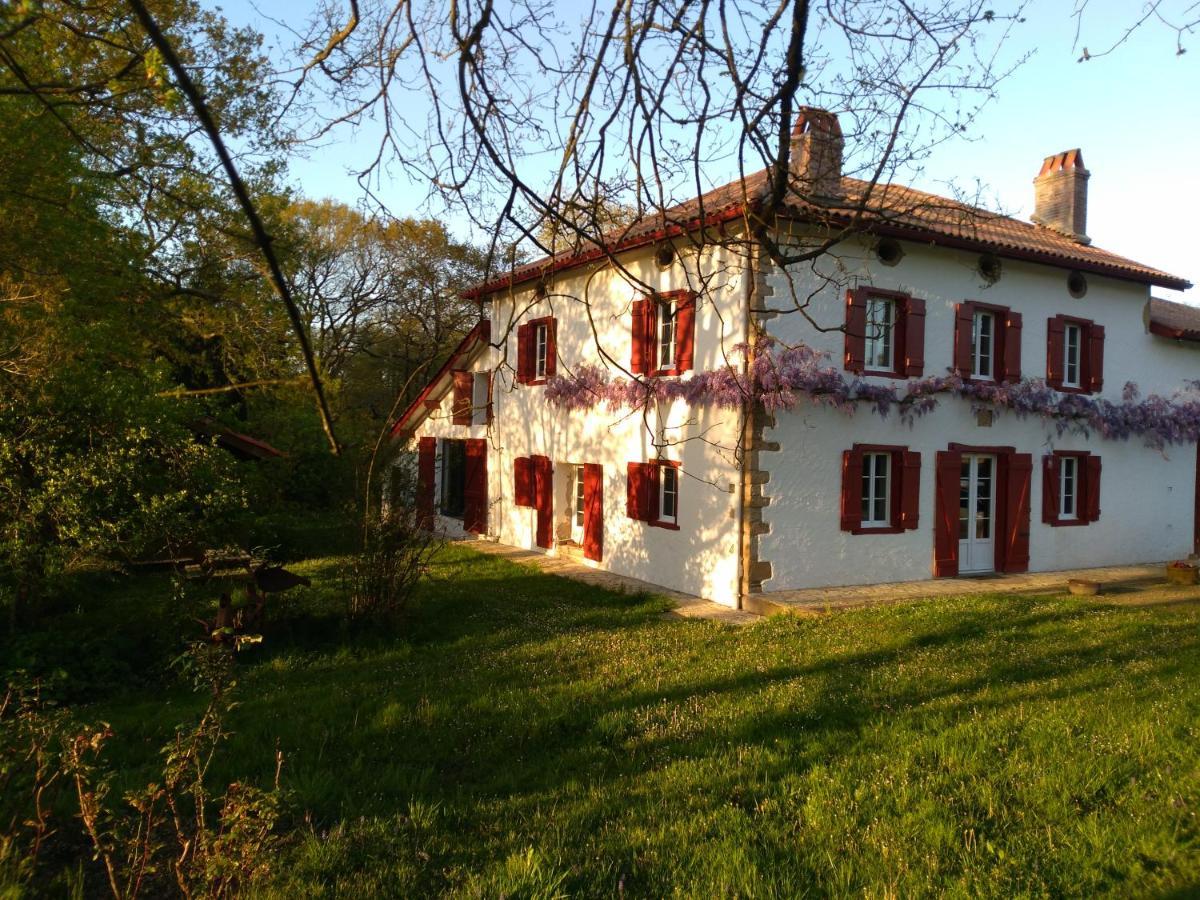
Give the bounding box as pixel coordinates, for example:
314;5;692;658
11;544;1200;897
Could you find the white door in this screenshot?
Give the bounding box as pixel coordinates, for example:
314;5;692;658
959;454;996;574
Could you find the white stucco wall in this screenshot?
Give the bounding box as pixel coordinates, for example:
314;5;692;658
409;237;751;607
759;235;1199;590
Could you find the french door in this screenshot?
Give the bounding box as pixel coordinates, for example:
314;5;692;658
958;454;996;574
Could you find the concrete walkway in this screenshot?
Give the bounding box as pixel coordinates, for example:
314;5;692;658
460;538;1198;623
459;538;759;625
746;561;1188;615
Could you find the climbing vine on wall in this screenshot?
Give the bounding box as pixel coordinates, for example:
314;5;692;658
545;338;1200;450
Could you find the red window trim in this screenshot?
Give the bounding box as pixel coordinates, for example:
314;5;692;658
1046;314;1102;395
954;301;1022;384
841;443;921;535
1043;450;1099;527
844;287;925;379
637;290;697;378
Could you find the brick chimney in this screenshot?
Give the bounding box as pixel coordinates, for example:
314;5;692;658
790;107;843;201
1032;149;1090;244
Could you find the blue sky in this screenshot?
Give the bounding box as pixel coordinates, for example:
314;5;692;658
226;0;1199;299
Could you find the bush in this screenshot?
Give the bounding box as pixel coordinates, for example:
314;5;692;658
347;507;441;621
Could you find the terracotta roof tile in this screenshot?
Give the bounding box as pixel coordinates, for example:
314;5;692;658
463;168;1191;298
1149;297;1200;343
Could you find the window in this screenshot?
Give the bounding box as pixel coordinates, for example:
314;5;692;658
440;439;467;518
1059;455;1078;521
516;317;556;384
574;464;586;528
860;452;891;527
972;309;995;380
1042;451;1101;526
844;288;925;378
841;445;921;534
864;297;895;372
1047;315;1104;394
657;299;676;371
659;465;678;525
954;302;1021;382
625;460;681;529
471;373;491;425
534;323;549;378
630;291;696;375
1063;323;1082;389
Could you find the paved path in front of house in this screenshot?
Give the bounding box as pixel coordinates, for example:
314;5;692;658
748;561;1198;615
458;538;759;625
459;538;1200;622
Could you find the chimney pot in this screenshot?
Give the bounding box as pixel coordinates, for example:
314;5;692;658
790;107;844;201
1032;148;1090;244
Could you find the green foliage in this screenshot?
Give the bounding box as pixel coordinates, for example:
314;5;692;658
13;545;1200;897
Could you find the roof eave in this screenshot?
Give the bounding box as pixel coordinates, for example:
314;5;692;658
389;320;492;440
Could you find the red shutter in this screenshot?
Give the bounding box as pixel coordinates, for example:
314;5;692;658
631;300;649;374
583;463;603;561
674;293;697;373
1087;324;1105;393
1083;454;1102;523
1002;453;1033;573
903;297;925;377
514;457;533;507
626;462;656;521
1042;455;1059;525
516;324;533;384
933;451;961;576
953;303;975;376
899;450;922;530
1002;310;1022;382
486;373;494;424
452;371;473;425
840;449;863;532
463;439;488;534
534;455;553;548
1046;316;1065;389
844;289;867;373
417;436;436;527
544;318;557;378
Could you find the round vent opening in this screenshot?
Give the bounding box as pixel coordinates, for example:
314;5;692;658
1067;270;1088;298
876;238;904;267
978;253;1002;285
655;244;675;268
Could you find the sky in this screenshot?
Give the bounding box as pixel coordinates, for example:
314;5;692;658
223;0;1200;301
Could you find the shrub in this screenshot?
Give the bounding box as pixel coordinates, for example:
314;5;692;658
347;506;441;622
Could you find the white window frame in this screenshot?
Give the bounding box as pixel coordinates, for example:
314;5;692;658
534;323;549;378
1059;455;1078;521
658;465;678;525
864;297;896;373
657;299;676;371
1063;323;1082;389
574;464;586;528
860;452;891;528
972;310;995;381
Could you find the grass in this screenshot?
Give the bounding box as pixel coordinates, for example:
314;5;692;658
8;544;1200;897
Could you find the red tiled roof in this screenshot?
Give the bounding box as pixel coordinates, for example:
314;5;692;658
1148;297;1200;344
462;168;1191;298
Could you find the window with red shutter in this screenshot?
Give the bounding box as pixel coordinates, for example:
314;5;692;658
953;303;976;377
845;288;924;378
1049;314;1105;394
514;457;534;507
463;439;488;534
1002;311;1023;382
451;371;473;425
626;461;673;525
516;323;533;384
958;302;1019;381
630;300;651;374
1043;451;1098;526
673;293;696;373
841;444;919;534
844;290;867;374
903;297;926;377
633;291;696;376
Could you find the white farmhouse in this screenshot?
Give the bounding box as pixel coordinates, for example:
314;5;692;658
391;108;1198;611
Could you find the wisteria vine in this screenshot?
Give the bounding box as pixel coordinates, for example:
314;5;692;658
544;338;1200;450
